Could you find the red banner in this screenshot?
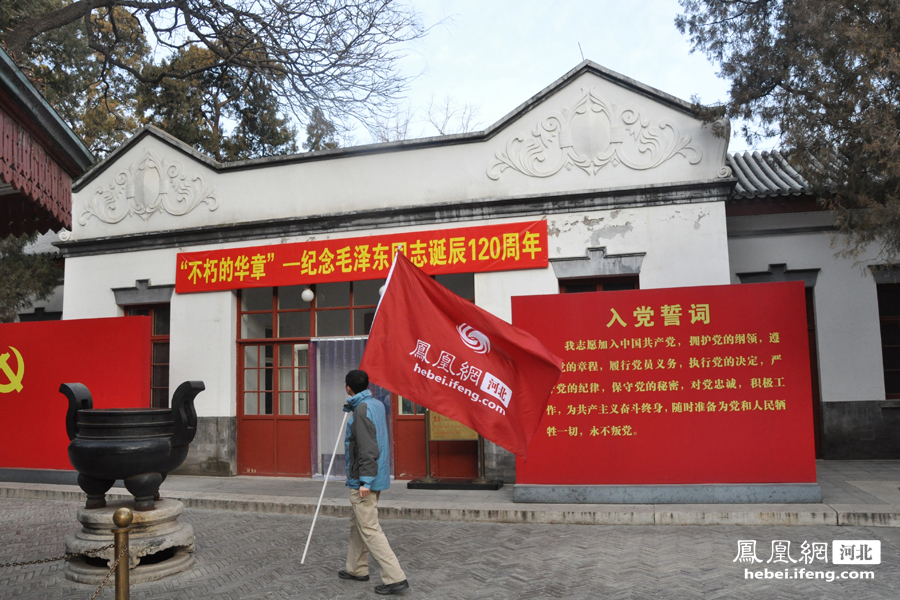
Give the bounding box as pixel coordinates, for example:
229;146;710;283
360;254;562;458
176;220;548;293
0;317;151;470
511;281;816;484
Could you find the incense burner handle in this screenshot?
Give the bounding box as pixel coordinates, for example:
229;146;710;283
170;381;204;447
60;383;93;441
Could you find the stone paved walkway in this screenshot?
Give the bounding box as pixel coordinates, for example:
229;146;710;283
5;460;900;527
2;497;900;599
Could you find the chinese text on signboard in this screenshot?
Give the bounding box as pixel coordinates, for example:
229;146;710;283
176;221;548;293
511;282;815;485
428;410;479;441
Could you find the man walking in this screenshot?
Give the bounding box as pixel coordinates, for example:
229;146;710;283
339;369;409;595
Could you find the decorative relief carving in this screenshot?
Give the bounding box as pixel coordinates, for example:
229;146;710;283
487;88;704;181
80;150;218;225
714;118;734;179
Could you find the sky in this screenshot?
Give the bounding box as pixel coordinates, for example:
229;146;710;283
351;0;759;153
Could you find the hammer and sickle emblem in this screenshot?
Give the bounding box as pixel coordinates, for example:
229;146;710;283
0;347;24;393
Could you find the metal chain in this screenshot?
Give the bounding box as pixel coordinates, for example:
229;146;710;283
88;546;128;600
0;544;115;569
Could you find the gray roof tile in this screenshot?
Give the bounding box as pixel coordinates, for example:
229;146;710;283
728;151;810;198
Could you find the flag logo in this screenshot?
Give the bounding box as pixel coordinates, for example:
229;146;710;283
361;253;562;458
481;372;512;408
457;324;491;354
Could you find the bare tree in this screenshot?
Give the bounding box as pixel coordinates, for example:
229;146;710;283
365;94;481;143
425;94;480;136
3;0;425;127
367;105;414;142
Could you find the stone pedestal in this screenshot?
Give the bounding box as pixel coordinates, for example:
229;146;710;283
65;499;194;584
512;483;823;504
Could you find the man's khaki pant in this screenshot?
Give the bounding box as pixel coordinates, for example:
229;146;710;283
346;489;406;584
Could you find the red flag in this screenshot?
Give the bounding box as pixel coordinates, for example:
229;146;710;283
360;253;562;458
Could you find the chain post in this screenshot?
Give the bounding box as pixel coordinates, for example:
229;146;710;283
112;507;133;600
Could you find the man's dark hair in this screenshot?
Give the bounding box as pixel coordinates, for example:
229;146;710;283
346;370;369;394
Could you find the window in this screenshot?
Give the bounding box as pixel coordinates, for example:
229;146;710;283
878;283;900;399
242;343;310;416
398;395;423;415
237;276;473;417
240;281;384;340
238;281;384;417
559;276;639;293
126;304;170;408
435;273;475;302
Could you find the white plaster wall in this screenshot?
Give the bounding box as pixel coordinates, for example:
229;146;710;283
62;202;729;416
474;201;730;323
71;71;731;242
63;217;534;417
546;201;731;287
169;290;236;418
727;215;885;403
475;266;559;324
62;248;176;319
63;247;238;417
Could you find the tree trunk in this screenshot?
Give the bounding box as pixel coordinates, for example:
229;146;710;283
5;0;115;58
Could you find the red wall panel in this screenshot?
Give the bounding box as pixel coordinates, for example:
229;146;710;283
512;282;816;485
0;317;151;470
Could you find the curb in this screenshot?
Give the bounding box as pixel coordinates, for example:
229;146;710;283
2;483;898;527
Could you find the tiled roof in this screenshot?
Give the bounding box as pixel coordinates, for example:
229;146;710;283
0;47;93;173
728;151;811;198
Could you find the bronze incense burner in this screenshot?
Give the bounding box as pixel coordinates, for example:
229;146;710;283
62;381;204;511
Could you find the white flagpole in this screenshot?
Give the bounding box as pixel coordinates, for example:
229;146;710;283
367;249;402;329
301;251;402;564
301;410;350;564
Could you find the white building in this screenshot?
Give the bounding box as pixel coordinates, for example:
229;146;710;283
56;61;898;481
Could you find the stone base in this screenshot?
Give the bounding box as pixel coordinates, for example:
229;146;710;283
513;483;823;504
483;440;516;483
66;549;195;585
172;416;237;476
407;478;504;490
65;499;195;584
822;400;900;459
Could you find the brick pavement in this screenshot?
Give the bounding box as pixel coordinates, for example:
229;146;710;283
6;459;900;527
2;497;900;599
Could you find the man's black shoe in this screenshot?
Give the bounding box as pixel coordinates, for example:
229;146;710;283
338;570;369;582
374;580;410;595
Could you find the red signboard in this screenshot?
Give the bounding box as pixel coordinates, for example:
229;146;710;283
0;317;151;470
511;282;816;484
176;220;548;293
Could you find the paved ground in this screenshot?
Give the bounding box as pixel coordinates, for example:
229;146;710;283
5;460;900;527
2;497;900;600
8;459;900;504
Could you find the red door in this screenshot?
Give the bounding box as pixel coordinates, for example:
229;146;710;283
238;343;311;475
392;395;477;479
393;395;426;478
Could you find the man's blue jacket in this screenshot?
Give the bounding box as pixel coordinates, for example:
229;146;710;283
344;390;391;491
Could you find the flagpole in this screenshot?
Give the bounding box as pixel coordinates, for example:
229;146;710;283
301;410;350;564
368;249;403;329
